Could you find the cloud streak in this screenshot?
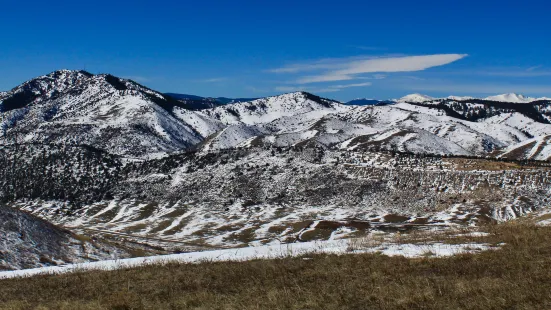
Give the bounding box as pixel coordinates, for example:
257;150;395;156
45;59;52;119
275;81;372;94
197;77;227;83
270;54;468;84
331;82;373;89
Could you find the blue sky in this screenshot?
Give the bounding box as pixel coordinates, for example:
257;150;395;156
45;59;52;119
1;0;550;101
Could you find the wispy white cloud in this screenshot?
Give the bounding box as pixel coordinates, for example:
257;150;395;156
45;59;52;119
268;55;404;74
274;86;340;93
197;77;227;83
526;65;543;72
372;74;387;80
331;82;373;89
270;54;468;84
275;81;372;94
297;74;355;84
336;55;467;75
268;57;357;74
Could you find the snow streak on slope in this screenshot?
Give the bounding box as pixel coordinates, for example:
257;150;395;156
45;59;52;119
11;147;550;253
0;205;132;271
0;238;495;279
499;135;551;160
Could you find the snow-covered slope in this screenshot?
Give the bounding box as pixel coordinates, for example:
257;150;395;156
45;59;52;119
0;70;202;157
174;92;355;150
485;93;536;103
0;237;495;279
176;92;349;130
177;92;551;158
3;71;551;160
499;135;551;160
0;204;133;271
447;95;474;101
338;103;507;154
397;93;549;104
398;93;434;103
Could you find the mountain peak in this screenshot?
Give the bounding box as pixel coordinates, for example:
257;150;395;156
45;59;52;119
263;91;339;106
279;91;314;98
40;69;93;80
485;93;534;103
447;95;474;101
398;93;434;103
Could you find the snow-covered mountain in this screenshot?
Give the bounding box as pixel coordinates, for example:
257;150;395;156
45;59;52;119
397;93;434;103
0;70;202;157
485;93;536;103
6;71;551;273
3;70;551;160
175;92;349;135
447;95;474;101
176;93;551;158
398;93;550;104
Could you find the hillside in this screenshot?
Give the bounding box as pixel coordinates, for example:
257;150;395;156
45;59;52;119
2;222;551;309
3;71;551;160
0;204;135;271
2;70;551;270
0;70;202;157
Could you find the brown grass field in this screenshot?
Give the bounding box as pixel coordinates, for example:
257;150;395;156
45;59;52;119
1;221;551;309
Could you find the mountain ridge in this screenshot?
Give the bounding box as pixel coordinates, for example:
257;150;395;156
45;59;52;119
2;70;551;160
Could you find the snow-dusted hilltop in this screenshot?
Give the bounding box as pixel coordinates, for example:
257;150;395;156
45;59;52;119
0;70;202;157
447;95;474;101
396;92;551;104
397;93;434;103
2;70;551;160
485;93;536;103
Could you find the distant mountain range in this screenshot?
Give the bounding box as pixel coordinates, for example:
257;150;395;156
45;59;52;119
164;93;259;110
2;70;551;160
345;98;395;106
397;93;551;104
164;92;551;107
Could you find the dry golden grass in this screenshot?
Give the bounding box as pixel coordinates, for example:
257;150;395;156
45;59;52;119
444;157;549;171
2;222;551;309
